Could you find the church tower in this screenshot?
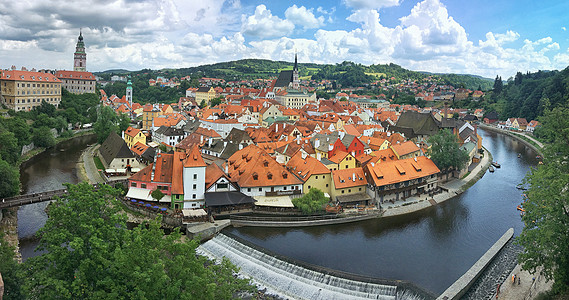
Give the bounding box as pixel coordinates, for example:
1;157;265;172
73;30;86;72
126;79;133;107
292;52;300;90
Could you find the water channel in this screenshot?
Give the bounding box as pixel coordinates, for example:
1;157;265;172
17;129;537;295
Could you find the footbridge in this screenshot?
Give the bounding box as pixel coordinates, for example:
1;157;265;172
0;180;128;210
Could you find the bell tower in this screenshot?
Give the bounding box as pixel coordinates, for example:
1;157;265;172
292;52;300;90
74;30;86;72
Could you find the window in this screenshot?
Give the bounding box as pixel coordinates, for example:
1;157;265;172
326;184;329;187
141;184;147;189
259;188;262;191
348;189;351;193
342;190;345;194
315;176;318;179
193;174;197;180
217;183;228;189
247;188;251;192
131;182;137;187
308;186;311;189
192;194;196;199
192;203;196;207
359;187;362;191
193;184;197;190
283;186;287;190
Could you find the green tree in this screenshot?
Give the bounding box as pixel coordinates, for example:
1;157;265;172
0;233;25;299
151;189;165;201
517;105;569;293
0;158;20;198
292;188;329;214
0;129;20;165
427;129;469;177
32;126;56;148
24;182;253;299
2;117;31;149
94;106;119;144
118;113;131;132
210;96;223;107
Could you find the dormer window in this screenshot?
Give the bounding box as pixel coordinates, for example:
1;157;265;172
252;172;258;180
263;160;269;167
282;172;288;179
267;172;273;180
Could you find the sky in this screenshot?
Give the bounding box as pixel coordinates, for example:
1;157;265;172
1;0;568;79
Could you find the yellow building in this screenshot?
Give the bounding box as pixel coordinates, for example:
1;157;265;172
123;126;146;148
330;167;369;204
195;87;216;106
324;151;356;171
55;70;96;94
286;151;332;196
0;69;62;112
142;104;162;131
275;89;316;109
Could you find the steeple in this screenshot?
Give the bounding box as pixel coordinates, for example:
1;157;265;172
294;52;298;72
126;78;133;107
292;52;299;90
74;30;86;72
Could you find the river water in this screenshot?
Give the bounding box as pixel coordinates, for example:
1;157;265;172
17;130;537;294
18;134;97;259
226;129;539;295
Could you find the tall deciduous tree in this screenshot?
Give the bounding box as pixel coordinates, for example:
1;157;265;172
292;188;329;214
427;129;469;175
0;158;19;198
0;130;20;165
24;182;252;299
517;105;569;293
0;233;25;299
32;126;56;148
93;106;119;144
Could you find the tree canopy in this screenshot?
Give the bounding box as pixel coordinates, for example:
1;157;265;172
517;105;569;293
292;188;330;214
23;182;252;299
427;129;469;172
93;106;120;144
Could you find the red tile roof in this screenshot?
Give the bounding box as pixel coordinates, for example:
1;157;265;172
0;70;60;82
183;145;207;168
332;167;367;189
55;70;96;80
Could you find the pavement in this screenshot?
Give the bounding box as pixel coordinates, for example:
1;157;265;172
495;265;552;300
79;144;104;184
382;147;491;217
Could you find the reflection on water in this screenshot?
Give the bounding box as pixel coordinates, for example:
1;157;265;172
227;129;538;294
18;134;96;251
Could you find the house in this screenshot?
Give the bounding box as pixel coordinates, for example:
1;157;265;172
526;120;540;133
323;151;357;171
484;111;499;124
123;126;146;148
153;126;186;147
225;144;303;198
130;142;156;165
364;156;440;204
391;111;441;141
286;151;332;196
391;141;422;160
328;133;366;158
127;152;180;206
195;87;216;106
182;145;208;209
98;131;144;174
330;167;371;206
142;104;162;130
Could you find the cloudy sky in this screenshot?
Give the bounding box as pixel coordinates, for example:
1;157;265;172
1;0;568;78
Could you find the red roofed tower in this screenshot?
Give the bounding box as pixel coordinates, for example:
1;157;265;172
74;30;87;72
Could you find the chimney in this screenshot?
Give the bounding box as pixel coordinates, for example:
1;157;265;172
328;144;334;151
297;139;300;145
339;131;345;140
225;163;228;174
351;151;355;157
200;135;203;144
209;137;213;146
301;152;307;159
275;124;278;132
317;153;321;160
223;141;227;148
371;162;375;167
239;144;243;150
315;139;320;149
352;173;356;182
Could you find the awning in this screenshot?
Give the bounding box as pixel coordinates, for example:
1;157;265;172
116;168;127;173
131;168;141;173
105;168;116;173
205;192;256;207
182;209;207;217
126;187;151;200
254;195;294;208
336;193;372;204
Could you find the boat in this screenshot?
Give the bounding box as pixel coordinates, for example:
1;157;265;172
518;153;522;158
516;205;525;212
489;165;495;172
492;162;501;168
516;184;527;190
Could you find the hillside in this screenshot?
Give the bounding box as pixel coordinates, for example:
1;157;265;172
97;59;493;91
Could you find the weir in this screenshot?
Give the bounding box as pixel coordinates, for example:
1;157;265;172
197;233;431;300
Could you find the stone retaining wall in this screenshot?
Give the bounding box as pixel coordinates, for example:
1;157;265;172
186;219;231;241
479;124;543;156
230;211;381;227
437;228;514;300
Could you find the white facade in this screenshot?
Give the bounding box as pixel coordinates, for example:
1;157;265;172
206;177;238;193
200;120;244;139
240;184;303;197
183;165;206;209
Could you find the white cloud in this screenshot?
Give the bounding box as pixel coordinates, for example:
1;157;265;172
285;5;325;29
241;5;294;38
562;27;566;31
343;0;401;10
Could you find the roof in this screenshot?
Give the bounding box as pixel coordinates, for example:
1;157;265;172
205;192;255;207
286;152;330;182
0;69;61;83
393;111;440;137
336;193;372;204
197;87;213;93
99;131;134;165
226;144;302;187
254;195;294;207
391;141;420;157
55;70;96;81
130;142;149;156
365;156;440;187
171;152;185;194
183;145;207;168
274;70;293;88
331;167;367;189
124;126;142;138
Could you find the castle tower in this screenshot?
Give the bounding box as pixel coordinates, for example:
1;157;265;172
292;52;300;90
73;30;87;71
126;79;133;107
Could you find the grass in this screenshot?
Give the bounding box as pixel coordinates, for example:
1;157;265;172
365;72;387;78
93;156;104;170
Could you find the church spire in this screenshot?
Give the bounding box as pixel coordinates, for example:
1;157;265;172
74;30;86;71
294;51;298;71
292;52;299;90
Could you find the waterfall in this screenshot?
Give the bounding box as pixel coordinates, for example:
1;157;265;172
197;234;427;300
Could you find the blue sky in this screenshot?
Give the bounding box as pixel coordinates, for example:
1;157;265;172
0;0;568;78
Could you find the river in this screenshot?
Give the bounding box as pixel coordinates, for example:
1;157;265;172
18;134;97;260
226;129;539;295
17;129;537;294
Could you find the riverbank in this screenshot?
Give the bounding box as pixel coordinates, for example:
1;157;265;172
382;146;492;217
479;124;544;157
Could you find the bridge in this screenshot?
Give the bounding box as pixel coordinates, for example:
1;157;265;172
0;180;128;210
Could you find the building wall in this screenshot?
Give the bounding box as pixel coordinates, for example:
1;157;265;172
330;183;367;202
142;110;161;130
129;180;172;195
1;79;61;111
372;174;438;204
183;166;206;208
240;184;303;197
60;78;95;94
276;92;316;109
125;132;146;148
303;174;331;196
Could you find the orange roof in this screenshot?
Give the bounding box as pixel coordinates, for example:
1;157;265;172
366;156;439;187
194;127;221;138
55;70;96;80
205;163;229;190
286;152;330;182
152;113;184;128
328;151;350;164
0;70;60;83
370;148;398;163
391;141;420;157
130;142;149;156
171;152;185;194
343;124;361;136
332;167;367;189
226;144;302;187
152;153;173;183
183;145;207;168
